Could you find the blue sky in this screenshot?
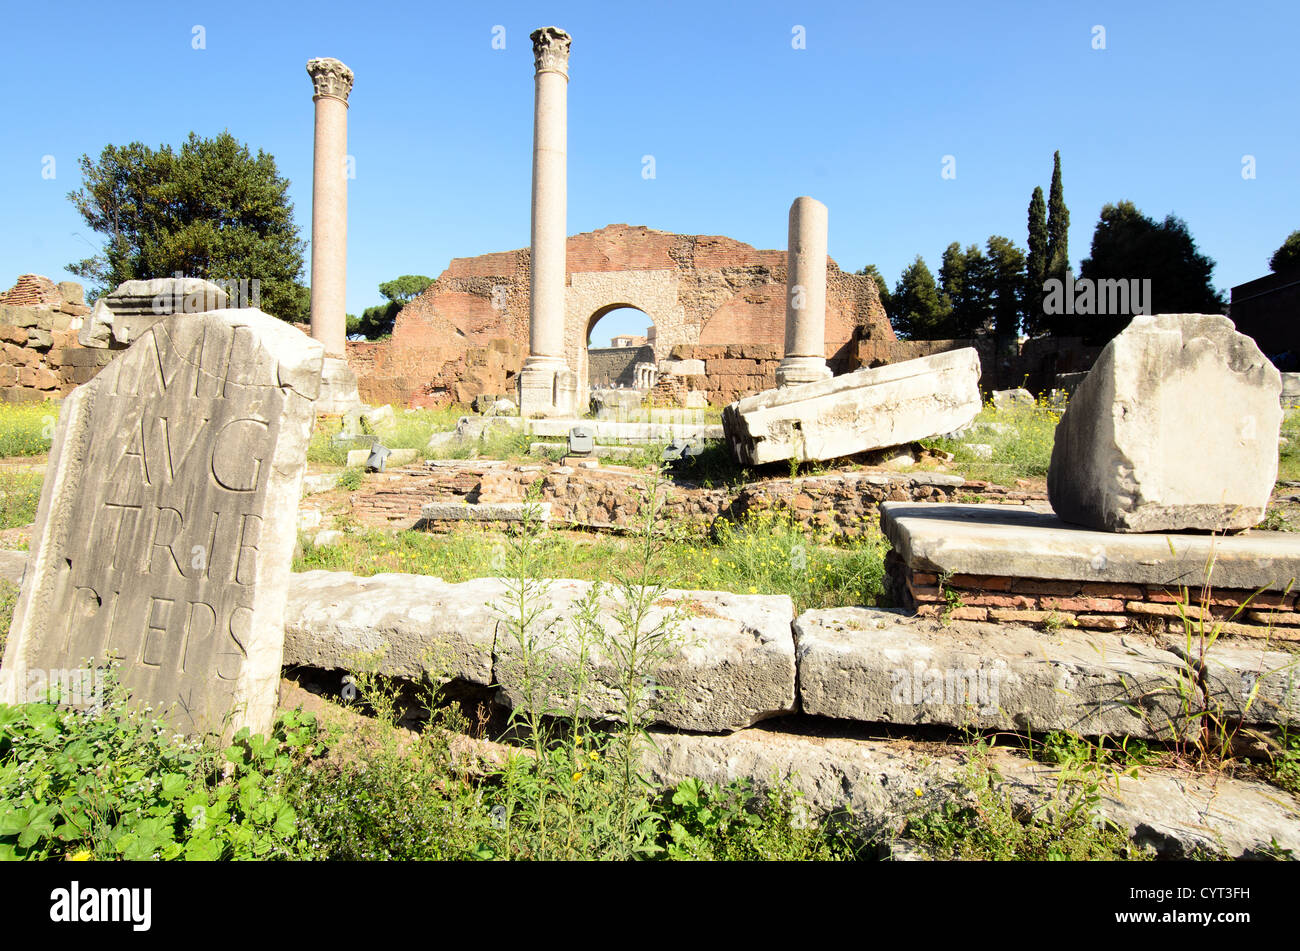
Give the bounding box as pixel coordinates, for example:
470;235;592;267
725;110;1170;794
4;0;1296;344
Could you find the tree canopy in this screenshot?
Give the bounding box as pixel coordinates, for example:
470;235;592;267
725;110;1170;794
66;131;309;321
378;275;434;304
1270;231;1300;274
348;275;435;339
1077;200;1225;343
890;256;950;339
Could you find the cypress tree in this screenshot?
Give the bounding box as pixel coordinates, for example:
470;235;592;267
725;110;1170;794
1025;185;1048;335
1046;150;1070;285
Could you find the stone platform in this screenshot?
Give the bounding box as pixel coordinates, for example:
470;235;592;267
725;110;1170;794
882;502;1300;638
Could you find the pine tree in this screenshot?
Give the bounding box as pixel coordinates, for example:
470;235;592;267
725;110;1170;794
891;256;950;339
1025;186;1048;335
985;235;1027;339
66;131;309;320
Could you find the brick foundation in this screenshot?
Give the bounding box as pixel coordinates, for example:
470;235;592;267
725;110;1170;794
888;554;1300;641
350;462;1044;535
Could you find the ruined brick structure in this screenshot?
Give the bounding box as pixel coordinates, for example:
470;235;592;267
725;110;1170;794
0;276;102;402
351;224;893;407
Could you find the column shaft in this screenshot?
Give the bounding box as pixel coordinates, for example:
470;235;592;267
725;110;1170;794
777;196;833;387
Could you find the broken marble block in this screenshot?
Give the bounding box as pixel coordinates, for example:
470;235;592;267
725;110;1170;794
1048;314;1281;533
722;348;982;465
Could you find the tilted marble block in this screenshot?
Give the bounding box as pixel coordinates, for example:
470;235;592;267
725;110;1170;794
723;348;982;465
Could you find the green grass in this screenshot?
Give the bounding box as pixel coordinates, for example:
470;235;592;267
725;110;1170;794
297;510;888;613
0;471;43;531
1279;410;1300;483
308;405;477;467
0;402;58;458
922;398;1064;483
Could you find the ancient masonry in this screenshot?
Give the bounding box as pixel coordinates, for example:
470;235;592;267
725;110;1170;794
0;276;98;402
351;224;892;408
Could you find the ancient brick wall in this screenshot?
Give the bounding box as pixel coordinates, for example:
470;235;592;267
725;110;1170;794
348;462;1041;535
358;224;892;408
890;557;1299;642
0;276;103;403
588;344;653;388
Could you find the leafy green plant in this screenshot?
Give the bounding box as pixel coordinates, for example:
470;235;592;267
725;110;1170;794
337;467;363;492
903;739;1148;861
0;668;320;860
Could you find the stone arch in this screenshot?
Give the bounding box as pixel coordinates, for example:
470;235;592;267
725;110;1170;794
563;269;690;397
584;304;656;389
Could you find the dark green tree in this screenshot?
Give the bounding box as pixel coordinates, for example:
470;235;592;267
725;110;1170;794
940;243;996;337
1046;151;1070;286
985;235;1027;338
857;264;893;315
891;256;951;339
1024;186;1048;335
1270;231;1300;273
1078;200;1226;344
347;275;436;339
66;131;309;321
378;275;433;304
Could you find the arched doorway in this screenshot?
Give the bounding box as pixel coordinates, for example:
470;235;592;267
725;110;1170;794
584;305;656;390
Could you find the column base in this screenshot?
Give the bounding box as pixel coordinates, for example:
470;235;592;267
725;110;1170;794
315;355;363;415
775;357;833;388
518;358;582;418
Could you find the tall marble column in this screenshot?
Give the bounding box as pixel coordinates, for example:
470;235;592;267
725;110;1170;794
776;196;834;387
306;57;361;412
518;27;579;418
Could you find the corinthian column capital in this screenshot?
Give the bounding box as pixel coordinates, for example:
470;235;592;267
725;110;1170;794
306;57;354;104
530;27;571;79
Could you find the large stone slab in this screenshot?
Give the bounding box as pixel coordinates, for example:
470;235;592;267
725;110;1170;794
493;581;796;732
722;348;982;465
881;501;1300;592
795;607;1187;738
277;571;795;733
0;309;322;736
1048;314;1281;532
643;728;1300;858
282;570;496;686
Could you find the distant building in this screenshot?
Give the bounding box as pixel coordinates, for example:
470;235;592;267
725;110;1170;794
1230;270;1300;362
609;334;647;348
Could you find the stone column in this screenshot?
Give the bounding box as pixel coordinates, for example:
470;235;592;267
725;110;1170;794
306;57;361;412
776;196;834;387
519;27;580;418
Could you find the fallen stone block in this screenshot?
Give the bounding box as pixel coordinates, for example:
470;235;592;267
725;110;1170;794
881;501;1300;593
643;728;1300;858
421;500;551;523
493;581;796;733
283;570;496;686
722;348;982;465
991;387;1034;409
280;570;795;734
795;607;1188;738
1048;314;1281;532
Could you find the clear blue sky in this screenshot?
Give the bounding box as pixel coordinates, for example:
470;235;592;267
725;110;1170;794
4;0;1296;345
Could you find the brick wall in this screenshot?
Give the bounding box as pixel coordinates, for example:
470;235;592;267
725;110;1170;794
349;462;1042;535
356;224;892;408
0;276;102;402
888;557;1298;641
